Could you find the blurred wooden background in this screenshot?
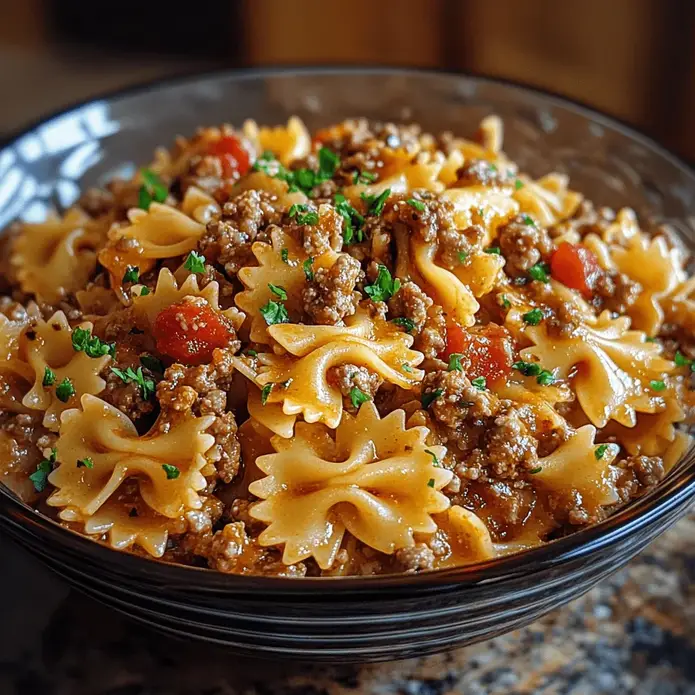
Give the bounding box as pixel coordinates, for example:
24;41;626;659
2;0;695;159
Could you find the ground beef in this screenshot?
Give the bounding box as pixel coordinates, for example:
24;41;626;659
622;454;665;488
100;360;156;422
415;305;447;359
544;301;584;339
156;348;240;483
387;195;457;245
393;543;435;573
198;189;281;276
77;187;118;218
483;406;539;478
302;253;362;325
498;214;553;277
453;159;512;188
592;271;642;314
294;204;344;256
422;370;498;431
550;199;616;240
328;364;383;407
388;281;431;332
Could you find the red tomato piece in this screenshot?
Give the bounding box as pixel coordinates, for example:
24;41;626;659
550;242;601;298
153;298;235;365
207;135;251;178
441;322;513;383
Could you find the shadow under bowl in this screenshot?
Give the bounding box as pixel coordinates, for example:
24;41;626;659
1;67;695;662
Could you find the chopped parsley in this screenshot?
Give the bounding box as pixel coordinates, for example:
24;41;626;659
515;179;524;190
484;247;501;255
521;214;535;226
391;317;416;333
353;170;378;185
674;351;695;371
140;355;164;373
110;366;156;400
246;349;258;357
76;457;94;469
281;248;289;264
303;257;315;282
334;193;365;244
425;449;441;467
42;367;56;387
288;203;319;225
55;378;75;403
268;283;288;301
364;265;401;302
122;266;139;284
645;336;658;343
318;147;340;180
349;386;371;409
402;364;414;373
361;188;391;216
422;388;444;408
448;353;464;372
512;360;555;386
139;287;151;296
594;444;609;460
29;448;57;492
522;308;544;325
528;466;542;474
184;251;206;274
259;300;289;326
138;168;168;210
528;262;550;283
427;478;436;488
649;379;666;392
458;251;468;263
162;464;180;480
471;376;487;391
500;295;511;309
258;146;339;195
406;198;426;212
260;383;273;405
71;327;115;359
536;370;556;386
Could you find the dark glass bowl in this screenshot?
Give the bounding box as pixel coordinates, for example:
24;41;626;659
1;68;694;663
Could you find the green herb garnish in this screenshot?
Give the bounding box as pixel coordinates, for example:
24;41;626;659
425;450;441;467
521;214;535;226
55;378;75;403
484;247;501;255
595;444;609;460
349;386;371;409
427;478;436;488
122;266;139;284
184;251;206;274
268;283;288;301
77;457;94;469
392;317;416;333
29;449;57;493
303;257;315;282
353;170;378;185
260;383;273;405
138;168;168;210
471;376;487;390
288;203;319;225
281;248;289;264
515;179;524;190
71;327;115;359
364;265;401;302
528;466;542;474
42;367;56;387
458;251;468;263
448;353;464;372
528;263;550;283
522;308;544;326
536;370;555;386
334;193;365;244
259;300;289;326
361;188;391;216
139;287;151;296
501;295;511;309
422;388;444;408
649;379;666;392
110;366;156;400
406;198;426;212
162;464;180;480
402;364;414;373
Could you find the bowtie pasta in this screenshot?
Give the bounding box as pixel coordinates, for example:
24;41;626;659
0;116;692;577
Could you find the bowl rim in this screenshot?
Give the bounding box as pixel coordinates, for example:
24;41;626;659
1;65;694;591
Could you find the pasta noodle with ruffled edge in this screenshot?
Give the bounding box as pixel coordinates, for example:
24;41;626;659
242;116;311;166
20;312;109;431
513;173;583;227
518;309;672;428
249;403;452;569
11;208;105;304
48;394;214;534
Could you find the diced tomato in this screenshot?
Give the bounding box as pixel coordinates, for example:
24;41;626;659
441;322;513;383
550;242;601;298
153;298;236;365
207;135;251;178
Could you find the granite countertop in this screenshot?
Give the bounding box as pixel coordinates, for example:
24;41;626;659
1;511;694;695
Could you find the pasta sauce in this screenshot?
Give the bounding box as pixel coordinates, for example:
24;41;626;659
0;116;691;577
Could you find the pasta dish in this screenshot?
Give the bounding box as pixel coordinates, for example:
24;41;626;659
0;115;691;577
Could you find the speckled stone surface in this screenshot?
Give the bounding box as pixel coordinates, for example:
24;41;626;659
2;512;695;695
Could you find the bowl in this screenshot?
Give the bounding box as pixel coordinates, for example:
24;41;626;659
1;67;695;663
